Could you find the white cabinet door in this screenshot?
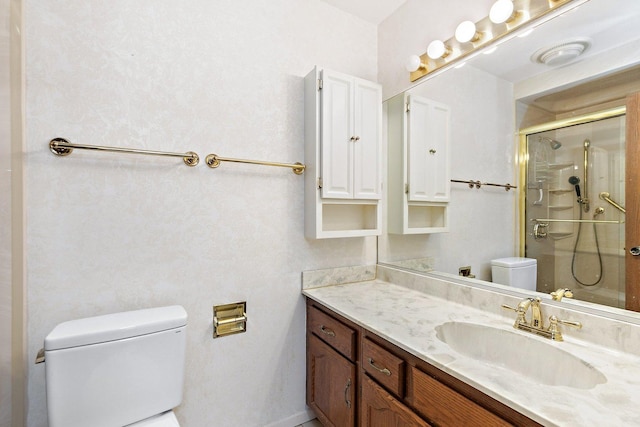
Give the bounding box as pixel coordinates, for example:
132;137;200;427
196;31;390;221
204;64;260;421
353;79;382;200
407;95;450;202
321;70;353;199
320;70;381;200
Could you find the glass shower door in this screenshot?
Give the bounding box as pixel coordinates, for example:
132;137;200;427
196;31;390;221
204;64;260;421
525;115;626;308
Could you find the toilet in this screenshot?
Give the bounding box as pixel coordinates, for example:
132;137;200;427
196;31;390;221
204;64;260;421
42;305;187;427
491;257;537;291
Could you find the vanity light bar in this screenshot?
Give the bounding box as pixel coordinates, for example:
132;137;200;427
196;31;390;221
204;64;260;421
408;0;589;82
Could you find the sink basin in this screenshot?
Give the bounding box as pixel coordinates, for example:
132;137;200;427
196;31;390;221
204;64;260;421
435;322;606;389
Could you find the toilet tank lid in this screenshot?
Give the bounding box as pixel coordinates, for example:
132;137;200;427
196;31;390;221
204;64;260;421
491;257;537;268
45;305;187;351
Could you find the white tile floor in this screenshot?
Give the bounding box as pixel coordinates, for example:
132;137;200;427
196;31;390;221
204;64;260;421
295;420;322;427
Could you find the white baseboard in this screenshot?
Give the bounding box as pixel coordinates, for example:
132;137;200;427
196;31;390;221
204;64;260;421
262;408;316;427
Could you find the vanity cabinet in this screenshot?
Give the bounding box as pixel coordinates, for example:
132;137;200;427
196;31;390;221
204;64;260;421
304;66;383;239
307;305;357;426
387;93;450;234
306;298;541;427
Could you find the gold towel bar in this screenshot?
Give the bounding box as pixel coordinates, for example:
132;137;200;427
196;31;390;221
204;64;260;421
599;192;626;214
49;138;200;167
451;179;516;191
533;218;623;224
205;153;305;175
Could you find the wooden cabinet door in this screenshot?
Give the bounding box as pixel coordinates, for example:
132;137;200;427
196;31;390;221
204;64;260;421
307;334;356;427
321;69;354;199
407;95;450;202
353;78;382;200
361;375;430;427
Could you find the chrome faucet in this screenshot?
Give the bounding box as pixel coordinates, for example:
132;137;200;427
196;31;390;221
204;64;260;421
502;297;582;341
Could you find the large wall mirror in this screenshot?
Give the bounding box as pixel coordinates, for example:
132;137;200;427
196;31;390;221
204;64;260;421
379;0;640;316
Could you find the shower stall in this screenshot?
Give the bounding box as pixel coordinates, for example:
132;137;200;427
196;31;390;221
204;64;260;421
524;114;626;308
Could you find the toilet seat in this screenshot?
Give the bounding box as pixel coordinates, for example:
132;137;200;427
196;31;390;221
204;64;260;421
126;411;180;427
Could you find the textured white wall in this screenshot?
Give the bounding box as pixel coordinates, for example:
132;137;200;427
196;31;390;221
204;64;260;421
24;1;377;426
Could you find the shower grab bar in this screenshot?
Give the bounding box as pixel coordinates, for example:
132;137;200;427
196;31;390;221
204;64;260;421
49;138;200;166
205;153;305;175
599;192;626;214
451;179;516;191
533;218;623;224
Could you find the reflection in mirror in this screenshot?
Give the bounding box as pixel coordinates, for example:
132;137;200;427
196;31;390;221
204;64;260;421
524;113;626;309
379;0;640;315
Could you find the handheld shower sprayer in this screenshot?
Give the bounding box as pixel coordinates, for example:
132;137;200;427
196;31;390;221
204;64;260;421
568;176;581;201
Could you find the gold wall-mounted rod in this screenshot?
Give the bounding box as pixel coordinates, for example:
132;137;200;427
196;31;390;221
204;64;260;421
451;179;516;191
599;192;626;214
533;218;622;224
205;153;305;175
49;138;200;166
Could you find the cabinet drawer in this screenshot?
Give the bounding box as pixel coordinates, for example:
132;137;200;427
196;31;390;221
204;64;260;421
362;338;405;398
409;366;511;427
308;305;356;361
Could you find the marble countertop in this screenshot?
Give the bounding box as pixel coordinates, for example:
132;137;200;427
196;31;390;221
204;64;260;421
303;279;640;427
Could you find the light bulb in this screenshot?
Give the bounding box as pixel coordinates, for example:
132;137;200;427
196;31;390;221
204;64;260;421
405;55;424;72
455;21;481;43
489;0;515;24
427;40;450;60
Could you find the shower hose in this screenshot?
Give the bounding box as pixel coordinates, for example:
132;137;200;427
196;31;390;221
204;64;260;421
571;208;603;286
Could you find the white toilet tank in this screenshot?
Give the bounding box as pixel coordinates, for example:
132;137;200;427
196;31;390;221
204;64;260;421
491;257;537;291
44;305;187;427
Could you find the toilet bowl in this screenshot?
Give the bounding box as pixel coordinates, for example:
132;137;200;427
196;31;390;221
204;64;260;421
42;305;187;427
491;257;537;291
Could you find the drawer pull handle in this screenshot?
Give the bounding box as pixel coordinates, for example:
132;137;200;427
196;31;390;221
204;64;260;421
344;378;352;408
320;325;336;337
368;357;392;376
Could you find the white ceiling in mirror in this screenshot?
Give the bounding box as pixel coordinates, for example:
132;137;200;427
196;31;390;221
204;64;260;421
319;0;408;25
468;0;640;83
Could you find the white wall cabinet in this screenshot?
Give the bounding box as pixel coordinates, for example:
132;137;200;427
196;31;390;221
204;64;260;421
387;93;451;234
305;67;382;239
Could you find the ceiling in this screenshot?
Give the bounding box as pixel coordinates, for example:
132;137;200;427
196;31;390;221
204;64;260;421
319;0;407;25
468;0;640;84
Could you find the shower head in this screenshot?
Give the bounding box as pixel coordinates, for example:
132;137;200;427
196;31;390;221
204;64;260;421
539;136;562;150
569;176;581;199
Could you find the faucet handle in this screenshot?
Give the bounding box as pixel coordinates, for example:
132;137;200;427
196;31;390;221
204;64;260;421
547;315;582;341
501;303;517;312
501;302;529;326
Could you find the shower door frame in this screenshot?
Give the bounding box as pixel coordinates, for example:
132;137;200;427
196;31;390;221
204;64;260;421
626;92;640;311
518;103;640;311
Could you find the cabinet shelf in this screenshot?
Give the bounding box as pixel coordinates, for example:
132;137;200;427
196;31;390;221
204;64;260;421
549;162;574;170
387;93;450;235
549;188;573;194
549;205;573;211
304;66;382;239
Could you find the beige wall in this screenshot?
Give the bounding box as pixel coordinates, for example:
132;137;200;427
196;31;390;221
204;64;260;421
1;0;13;422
